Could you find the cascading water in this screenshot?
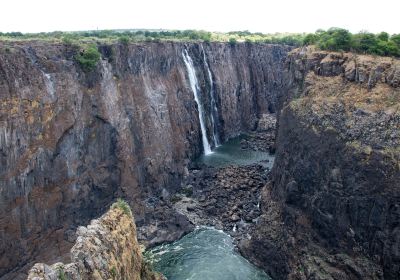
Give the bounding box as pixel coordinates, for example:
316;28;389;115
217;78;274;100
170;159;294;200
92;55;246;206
182;49;212;155
201;44;220;147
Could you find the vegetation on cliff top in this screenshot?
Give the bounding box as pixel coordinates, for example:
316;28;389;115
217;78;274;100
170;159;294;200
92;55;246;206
1;28;399;57
75;44;101;72
304;28;400;57
111;198;132;217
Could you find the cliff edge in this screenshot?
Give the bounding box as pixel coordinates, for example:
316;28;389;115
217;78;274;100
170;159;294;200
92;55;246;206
241;47;400;279
27;200;163;280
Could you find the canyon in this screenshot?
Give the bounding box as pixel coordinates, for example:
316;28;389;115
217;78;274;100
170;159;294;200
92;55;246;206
0;41;289;278
0;40;399;279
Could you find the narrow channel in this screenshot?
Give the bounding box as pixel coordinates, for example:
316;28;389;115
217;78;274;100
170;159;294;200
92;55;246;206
145;133;274;280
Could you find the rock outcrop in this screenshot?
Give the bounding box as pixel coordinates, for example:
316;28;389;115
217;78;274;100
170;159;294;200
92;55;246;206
241;47;400;279
27;202;163;280
0;41;290;278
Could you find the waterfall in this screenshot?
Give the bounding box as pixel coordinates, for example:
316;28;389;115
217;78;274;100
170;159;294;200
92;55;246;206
182;49;212;155
201;45;220;147
43;73;55;97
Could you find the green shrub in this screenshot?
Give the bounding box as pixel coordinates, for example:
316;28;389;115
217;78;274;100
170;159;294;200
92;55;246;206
182;186;193;197
58;267;66;280
119;36;130;45
62;36;74;46
111;198;132;216
229;37;237;46
75;44;101;72
170;195;181;203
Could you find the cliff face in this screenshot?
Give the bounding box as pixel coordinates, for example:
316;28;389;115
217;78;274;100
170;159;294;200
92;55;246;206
0;41;290;277
242;48;400;279
27;204;162;280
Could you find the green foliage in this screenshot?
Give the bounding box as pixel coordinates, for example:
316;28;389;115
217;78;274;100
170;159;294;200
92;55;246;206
75;44;101;72
182;186;193;197
229;37;237;46
119;36;130;45
58;267;66;280
352;32;377;52
298;28;400;57
62;36;74;46
1;28;398;57
170;194;181;203
377;32;389;42
111;198;132;216
303;33;318;45
317;28;352;51
391;34;400;47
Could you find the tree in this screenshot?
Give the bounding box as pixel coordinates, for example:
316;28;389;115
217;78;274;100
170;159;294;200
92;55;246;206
352;32;378;53
376;40;399;56
316;28;352;51
303;33;318;45
391;34;400;47
377;32;389;42
75;45;101;72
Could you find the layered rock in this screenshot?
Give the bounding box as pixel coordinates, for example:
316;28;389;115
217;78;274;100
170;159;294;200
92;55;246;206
242;47;400;279
27;202;163;280
0;41;290;277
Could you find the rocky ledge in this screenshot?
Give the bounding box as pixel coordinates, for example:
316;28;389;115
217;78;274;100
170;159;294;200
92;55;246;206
27;201;163;280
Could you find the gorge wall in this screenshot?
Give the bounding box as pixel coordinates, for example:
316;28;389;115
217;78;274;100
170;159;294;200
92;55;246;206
241;48;400;279
0;41;290;278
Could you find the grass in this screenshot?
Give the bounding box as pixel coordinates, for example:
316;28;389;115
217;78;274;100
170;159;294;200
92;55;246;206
111;198;132;217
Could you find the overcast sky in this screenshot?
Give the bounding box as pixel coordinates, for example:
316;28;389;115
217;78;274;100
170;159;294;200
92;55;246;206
1;0;399;34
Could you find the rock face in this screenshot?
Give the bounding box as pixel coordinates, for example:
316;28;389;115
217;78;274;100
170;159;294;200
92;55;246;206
242;47;400;279
27;204;163;280
0;41;290;277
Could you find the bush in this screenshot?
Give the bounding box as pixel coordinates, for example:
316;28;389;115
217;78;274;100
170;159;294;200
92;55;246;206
111;198;132;216
229;37;237;46
75;44;101;72
119;36;130;45
62;36;74;46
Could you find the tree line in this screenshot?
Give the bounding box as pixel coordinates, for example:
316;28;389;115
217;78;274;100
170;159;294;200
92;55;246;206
1;28;399;57
303;28;400;57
